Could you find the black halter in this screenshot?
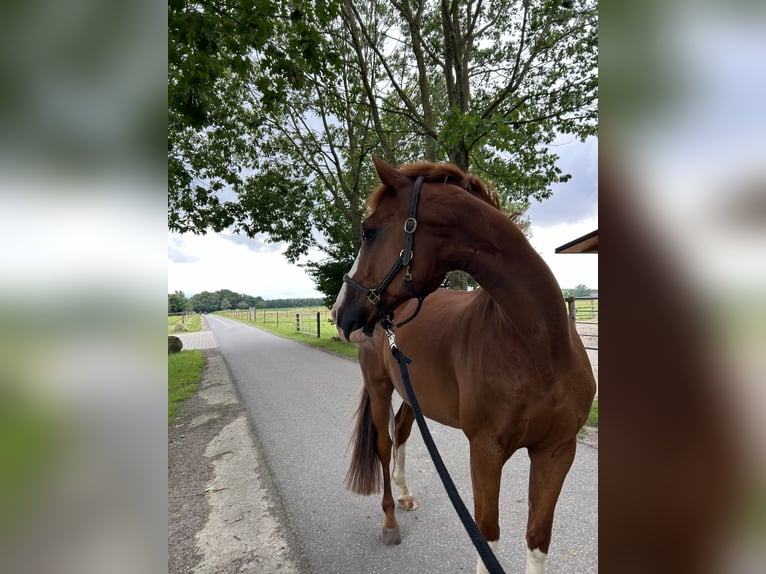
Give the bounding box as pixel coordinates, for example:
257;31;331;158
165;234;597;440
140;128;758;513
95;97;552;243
343;176;427;329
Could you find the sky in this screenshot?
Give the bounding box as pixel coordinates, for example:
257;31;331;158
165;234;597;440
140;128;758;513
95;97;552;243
167;136;598;299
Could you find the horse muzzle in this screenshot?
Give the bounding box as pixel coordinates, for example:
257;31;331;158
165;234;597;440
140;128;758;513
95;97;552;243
332;296;377;342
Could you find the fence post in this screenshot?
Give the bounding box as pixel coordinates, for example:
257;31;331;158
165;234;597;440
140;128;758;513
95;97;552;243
316;311;321;338
566;296;576;320
295;313;300;332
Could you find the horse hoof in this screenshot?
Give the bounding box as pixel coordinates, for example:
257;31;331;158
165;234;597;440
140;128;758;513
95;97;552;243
381;527;402;546
398;496;418;511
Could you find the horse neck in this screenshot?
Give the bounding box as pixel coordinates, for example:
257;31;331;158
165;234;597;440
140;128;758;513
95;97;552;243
447;207;570;340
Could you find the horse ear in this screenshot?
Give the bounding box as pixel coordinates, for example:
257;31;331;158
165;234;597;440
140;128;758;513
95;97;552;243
372;155;409;189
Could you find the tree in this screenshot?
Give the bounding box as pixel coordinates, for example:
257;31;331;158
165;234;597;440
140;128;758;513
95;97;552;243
168;0;341;235
168;1;597;301
251;295;266;309
562;284;592;298
168;290;188;314
572;284;592;297
189;290;221;313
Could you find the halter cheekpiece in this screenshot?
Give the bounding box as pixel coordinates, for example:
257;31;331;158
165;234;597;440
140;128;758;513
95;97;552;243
343;176;427;329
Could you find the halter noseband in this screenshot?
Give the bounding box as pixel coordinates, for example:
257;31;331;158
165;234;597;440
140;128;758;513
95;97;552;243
343;176;426;329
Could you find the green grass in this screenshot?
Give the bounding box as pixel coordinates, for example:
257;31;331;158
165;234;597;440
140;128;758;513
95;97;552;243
168;350;206;423
587;399;598;427
218;308;359;359
168;313;202;334
577;399;598;441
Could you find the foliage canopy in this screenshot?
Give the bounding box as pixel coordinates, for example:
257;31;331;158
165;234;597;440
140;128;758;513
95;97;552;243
168;0;597;301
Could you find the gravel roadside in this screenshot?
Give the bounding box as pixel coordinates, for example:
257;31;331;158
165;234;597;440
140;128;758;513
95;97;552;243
168;349;307;574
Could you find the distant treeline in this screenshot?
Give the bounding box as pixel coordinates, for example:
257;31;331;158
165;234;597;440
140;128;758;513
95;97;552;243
260;297;325;309
168;289;324;314
561;284;598;298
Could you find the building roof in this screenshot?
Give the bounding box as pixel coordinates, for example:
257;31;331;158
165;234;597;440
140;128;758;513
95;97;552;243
555;229;598;253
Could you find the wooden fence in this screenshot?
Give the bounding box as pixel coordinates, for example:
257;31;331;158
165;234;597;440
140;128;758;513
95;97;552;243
168;311;196;324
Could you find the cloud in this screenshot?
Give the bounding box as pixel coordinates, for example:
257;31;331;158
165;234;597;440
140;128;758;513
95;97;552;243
219;232;284;253
518;137;599;289
527;136;598;226
167;236;198;263
167;231;321;299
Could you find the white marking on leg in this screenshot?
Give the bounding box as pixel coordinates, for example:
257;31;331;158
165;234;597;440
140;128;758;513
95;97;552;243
392;441;413;501
475;540;499;574
525;547;547;574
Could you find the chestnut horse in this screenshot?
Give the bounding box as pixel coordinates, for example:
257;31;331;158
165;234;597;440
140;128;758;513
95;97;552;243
332;157;596;574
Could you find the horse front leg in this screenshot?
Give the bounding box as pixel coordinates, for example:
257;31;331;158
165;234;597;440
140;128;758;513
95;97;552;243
469;437;504;574
369;390;401;545
392;402;418;511
525;438;577;574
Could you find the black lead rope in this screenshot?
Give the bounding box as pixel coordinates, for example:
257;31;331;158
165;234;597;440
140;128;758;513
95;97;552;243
383;324;506;574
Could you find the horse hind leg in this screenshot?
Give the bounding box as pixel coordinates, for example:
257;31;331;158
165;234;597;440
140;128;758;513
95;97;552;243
392;402;418;511
344;387;400;545
525;438;577;574
368;389;401;545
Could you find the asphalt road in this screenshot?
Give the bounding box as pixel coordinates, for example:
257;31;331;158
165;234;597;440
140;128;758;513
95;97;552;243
206;314;597;573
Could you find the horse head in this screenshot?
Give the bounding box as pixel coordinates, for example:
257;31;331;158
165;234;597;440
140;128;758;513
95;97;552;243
332;156;449;342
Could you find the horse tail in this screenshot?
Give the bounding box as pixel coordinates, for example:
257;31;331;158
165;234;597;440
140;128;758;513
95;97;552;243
345;388;382;495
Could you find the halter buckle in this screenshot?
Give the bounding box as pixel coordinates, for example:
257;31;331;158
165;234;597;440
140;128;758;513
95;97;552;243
404;218;417;233
367;290;381;305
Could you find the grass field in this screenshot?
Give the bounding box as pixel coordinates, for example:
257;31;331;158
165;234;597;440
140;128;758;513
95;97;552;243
168;313;202;334
168;350;206;423
217;307;359;359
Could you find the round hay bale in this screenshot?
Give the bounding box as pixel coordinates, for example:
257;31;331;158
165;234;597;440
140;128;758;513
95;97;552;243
168;335;183;354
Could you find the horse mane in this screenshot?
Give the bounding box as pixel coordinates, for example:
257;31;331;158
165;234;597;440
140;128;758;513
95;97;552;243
367;161;502;214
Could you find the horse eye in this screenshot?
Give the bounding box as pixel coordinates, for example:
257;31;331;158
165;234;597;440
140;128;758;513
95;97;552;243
362;228;376;243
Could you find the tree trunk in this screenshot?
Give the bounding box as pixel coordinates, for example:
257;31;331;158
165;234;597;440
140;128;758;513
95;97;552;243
397;0;437;161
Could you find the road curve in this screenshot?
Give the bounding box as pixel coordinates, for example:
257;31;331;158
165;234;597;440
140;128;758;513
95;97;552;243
206;314;597;573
